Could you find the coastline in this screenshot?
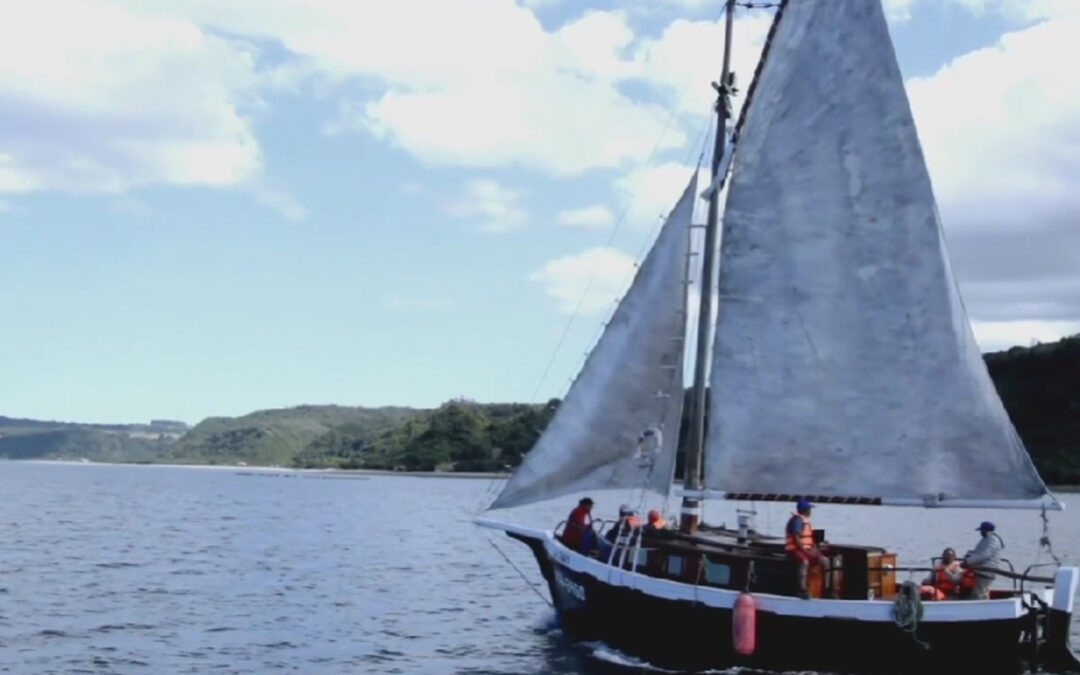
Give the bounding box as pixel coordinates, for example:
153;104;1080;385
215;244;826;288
14;460;1077;488
14;458;509;479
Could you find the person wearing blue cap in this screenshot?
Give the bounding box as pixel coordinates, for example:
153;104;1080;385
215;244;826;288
962;521;1004;599
785;499;824;599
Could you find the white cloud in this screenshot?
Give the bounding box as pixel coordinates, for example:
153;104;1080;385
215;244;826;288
656;0;717;9
883;0;918;22
253;186;308;221
445;179;529;233
972;320;1080;352
530;247;637;314
0;0;261;194
614;162;705;229
908;16;1080;226
113;2;713;176
904;7;1080;332
557;205;616;229
632;11;773;116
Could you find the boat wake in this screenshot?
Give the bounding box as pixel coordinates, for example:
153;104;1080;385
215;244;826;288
582;642;833;675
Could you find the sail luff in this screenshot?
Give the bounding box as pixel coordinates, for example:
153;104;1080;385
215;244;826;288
489;172;699;510
701;0;1055;506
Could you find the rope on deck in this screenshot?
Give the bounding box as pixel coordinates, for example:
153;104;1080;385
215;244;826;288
893;580;929;649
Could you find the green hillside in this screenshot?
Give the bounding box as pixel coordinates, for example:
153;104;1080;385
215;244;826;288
163;405;419;466
1;335;1076;481
0;427;170;462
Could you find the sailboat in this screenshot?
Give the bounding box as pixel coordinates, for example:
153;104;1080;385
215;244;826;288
476;1;1080;673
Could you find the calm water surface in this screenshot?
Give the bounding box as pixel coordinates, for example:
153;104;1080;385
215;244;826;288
0;461;1077;674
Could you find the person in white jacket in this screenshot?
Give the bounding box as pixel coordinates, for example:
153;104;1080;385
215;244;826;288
963;521;1004;599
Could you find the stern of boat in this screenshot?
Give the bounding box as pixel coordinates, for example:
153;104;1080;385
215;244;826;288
1044;566;1080;673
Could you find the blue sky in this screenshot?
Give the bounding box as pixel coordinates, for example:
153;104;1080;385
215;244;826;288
1;0;1078;425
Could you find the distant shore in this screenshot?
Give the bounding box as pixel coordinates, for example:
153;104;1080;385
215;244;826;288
18;460;1080;489
18;458;509;479
329;467;509;480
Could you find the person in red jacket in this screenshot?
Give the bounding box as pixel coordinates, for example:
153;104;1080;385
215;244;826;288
560;497;595;553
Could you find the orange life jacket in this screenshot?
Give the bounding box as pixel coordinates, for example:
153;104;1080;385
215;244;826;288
935;561;962;595
785;513;814;551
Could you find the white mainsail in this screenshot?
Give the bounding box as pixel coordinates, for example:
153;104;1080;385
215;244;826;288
489;173;698;509
702;0;1054;506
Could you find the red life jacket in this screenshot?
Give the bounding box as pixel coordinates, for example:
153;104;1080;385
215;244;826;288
562;505;591;548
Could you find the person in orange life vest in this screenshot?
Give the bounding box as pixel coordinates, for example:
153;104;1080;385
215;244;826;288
786;499;825;599
561;497;595;553
921;547;965;600
645;509;668;533
605;504;642;544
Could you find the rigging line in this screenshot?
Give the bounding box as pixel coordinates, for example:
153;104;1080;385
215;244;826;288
527;62;719;407
569;116;713;385
485;535;554;608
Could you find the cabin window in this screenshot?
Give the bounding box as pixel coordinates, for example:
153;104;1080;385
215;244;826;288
704;560;731;586
667;555;685;576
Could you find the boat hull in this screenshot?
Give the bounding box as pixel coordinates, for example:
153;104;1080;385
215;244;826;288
487;522;1080;675
552;558;1030;674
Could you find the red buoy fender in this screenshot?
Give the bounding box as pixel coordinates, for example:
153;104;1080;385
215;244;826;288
733;592;757;655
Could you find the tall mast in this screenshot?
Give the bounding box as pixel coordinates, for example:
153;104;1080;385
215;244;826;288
680;0;736;534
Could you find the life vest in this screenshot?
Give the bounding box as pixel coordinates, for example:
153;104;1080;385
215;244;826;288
934;561;962;595
920;584;946;601
785;513;814;551
561;505;591;548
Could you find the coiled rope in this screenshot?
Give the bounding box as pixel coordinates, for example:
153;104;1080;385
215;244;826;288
892;580;928;649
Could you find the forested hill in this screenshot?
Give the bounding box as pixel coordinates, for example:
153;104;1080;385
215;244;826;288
984;335;1080;485
1;335;1077;481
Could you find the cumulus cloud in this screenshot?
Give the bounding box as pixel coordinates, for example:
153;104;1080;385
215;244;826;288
614;162;706;230
113;1;733;176
530;247;638;314
0;0;262;195
253;186;308;221
445;179;529;233
905;5;1080;345
631;11;774;116
556;205;616;229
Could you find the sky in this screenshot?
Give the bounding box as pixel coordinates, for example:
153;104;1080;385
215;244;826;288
1;0;1077;425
